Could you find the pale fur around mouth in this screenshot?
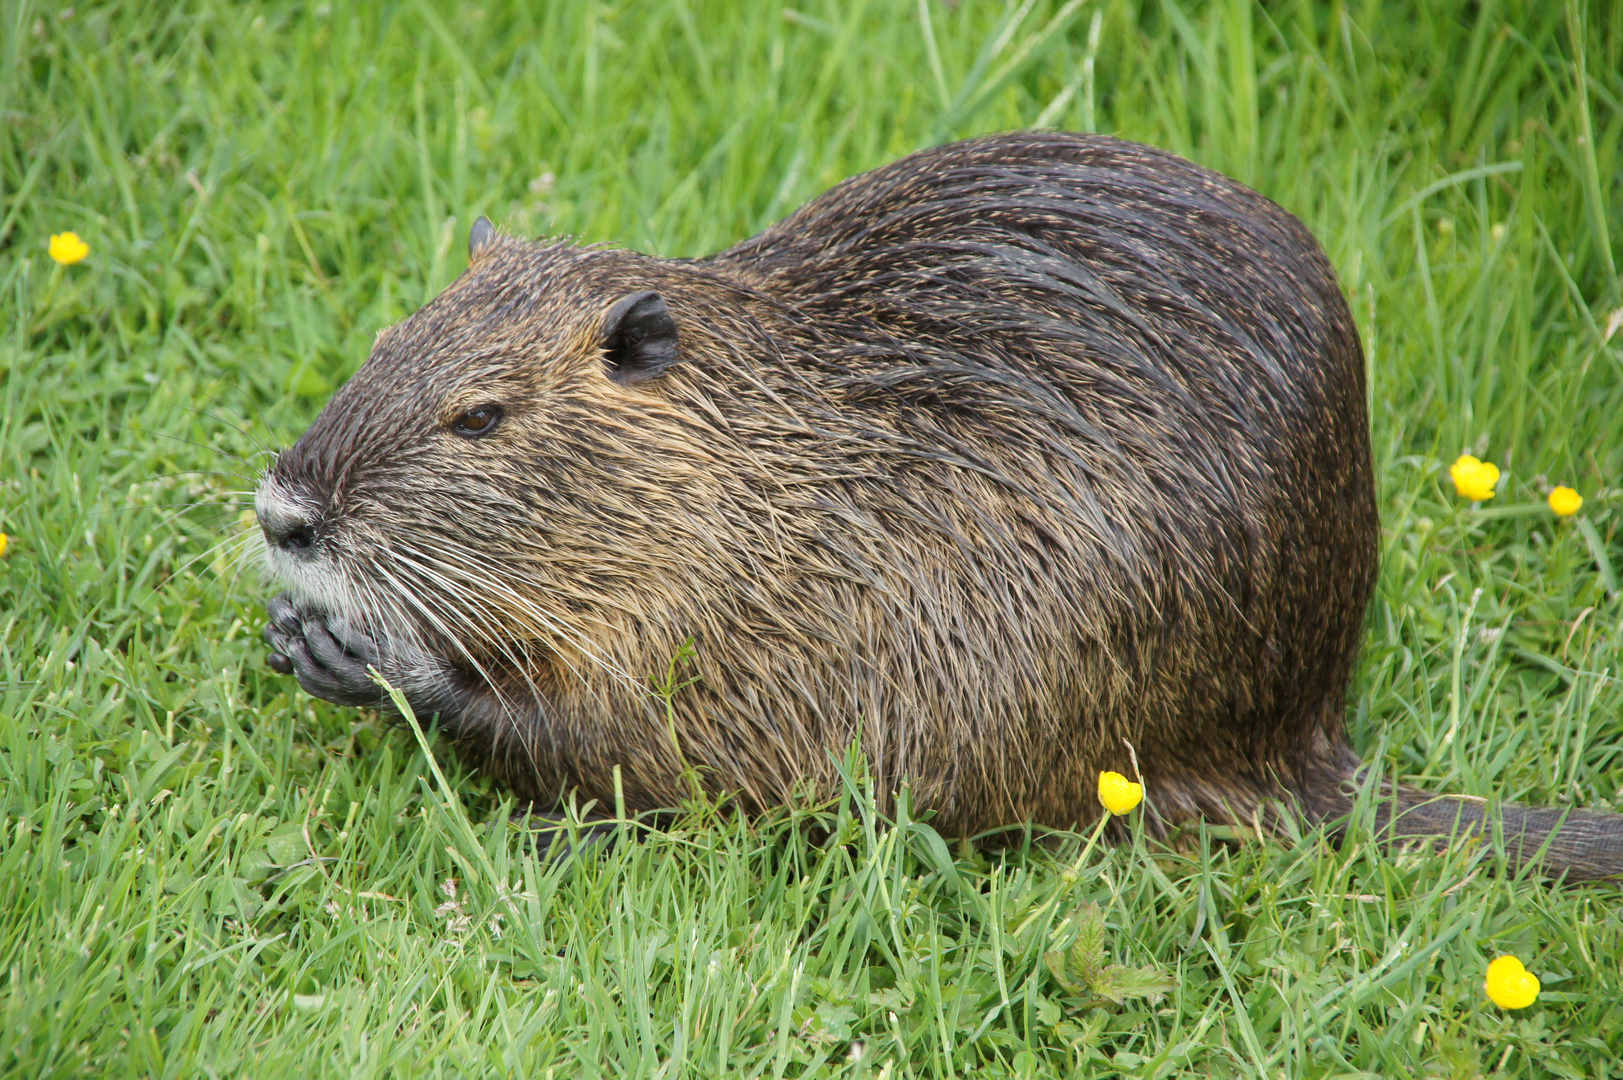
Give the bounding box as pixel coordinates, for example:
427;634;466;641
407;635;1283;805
255;474;437;676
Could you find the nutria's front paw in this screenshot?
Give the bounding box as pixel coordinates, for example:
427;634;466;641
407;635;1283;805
264;593;390;708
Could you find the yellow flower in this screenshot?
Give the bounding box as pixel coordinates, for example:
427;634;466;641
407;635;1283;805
48;231;90;266
1097;771;1143;815
1484;955;1540;1009
1449;454;1500;501
1548;486;1582;517
0;533;8;558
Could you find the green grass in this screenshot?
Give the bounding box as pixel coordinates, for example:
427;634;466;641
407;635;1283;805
3;0;1622;1075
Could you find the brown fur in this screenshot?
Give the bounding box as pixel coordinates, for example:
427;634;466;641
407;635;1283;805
259;132;1623;879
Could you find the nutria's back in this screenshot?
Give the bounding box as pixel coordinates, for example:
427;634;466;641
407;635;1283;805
259;132;1623;878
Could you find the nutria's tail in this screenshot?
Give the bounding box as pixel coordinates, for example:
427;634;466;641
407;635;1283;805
1300;741;1623;883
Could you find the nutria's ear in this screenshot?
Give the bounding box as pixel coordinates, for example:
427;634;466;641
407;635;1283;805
469;216;496;260
600;290;680;385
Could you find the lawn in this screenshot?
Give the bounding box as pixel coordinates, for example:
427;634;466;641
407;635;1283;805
2;0;1621;1076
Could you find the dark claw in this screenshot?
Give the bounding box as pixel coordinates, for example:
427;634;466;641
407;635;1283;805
516;806;627;859
267;592;302;632
304;616;363;672
267;650;294;675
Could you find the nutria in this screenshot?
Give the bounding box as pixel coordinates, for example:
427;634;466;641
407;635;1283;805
258;131;1623;879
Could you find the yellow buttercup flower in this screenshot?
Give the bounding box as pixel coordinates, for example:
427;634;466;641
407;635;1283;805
0;533;8;558
1484;955;1540;1009
48;231;90;266
1548;486;1582;517
1449;454;1500;501
1097;771;1143;814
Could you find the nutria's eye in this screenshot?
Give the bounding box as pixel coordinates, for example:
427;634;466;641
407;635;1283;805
451;405;502;437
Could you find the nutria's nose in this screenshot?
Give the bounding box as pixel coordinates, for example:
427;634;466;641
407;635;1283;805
255;487;321;558
262;516;316;554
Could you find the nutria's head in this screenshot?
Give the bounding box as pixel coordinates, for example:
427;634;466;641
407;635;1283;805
254;222;786;704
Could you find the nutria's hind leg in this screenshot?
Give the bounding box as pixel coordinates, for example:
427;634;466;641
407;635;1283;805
1138;703;1364;840
1291;725;1368;831
1137;758;1296;838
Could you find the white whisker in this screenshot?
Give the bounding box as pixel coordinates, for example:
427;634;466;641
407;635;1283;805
399;538;639;690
